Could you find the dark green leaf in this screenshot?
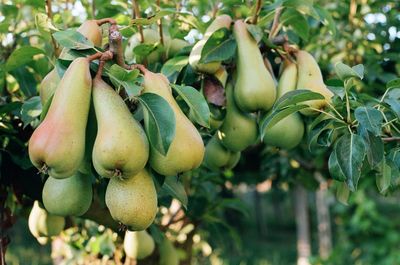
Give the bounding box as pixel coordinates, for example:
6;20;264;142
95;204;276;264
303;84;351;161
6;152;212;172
133;43;158;56
360;129;384;169
280;9;309;40
354;106;383;136
314;5;336;36
162;176;188;209
149;224;164;244
246;24;263;43
336;181;350;205
53;29;94;50
273;90;325;111
21;96;42;127
10;67;37;97
201;28;236;64
161;56;189;83
376;160;391;194
329;151;346;181
106;64;141;98
0;102;22;115
385;98;400;119
6;47;45;71
386;78;400;90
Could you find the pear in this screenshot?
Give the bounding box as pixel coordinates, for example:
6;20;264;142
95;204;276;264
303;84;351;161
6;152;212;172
159;237;179;265
124;230;155;260
42;172;93;216
295;50;334;115
105;169;158;230
263;61;305;149
203;134;240;171
28;201;65;238
92;77;149;179
233;20;276;112
166;38;189;58
213;66;228;88
142;70;205;177
189;15;232;74
218;83;258;152
29;57;92;178
39;69;60;105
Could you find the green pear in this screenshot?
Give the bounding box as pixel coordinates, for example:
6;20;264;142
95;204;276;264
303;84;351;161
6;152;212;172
213;66;228;88
29;57;92;178
105;169;158;230
39;69;60;105
233;20;276;112
218;83;258;152
28;201;65;238
263;61;305;149
92;77;149;179
142;70;205;176
295;50;334;115
166;38;189;58
42;172;93;216
159;237;179;265
189;15;232;74
203;134;240;171
124;230;155;260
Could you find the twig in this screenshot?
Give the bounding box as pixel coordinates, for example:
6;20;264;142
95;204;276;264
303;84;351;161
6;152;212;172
95;51;114;79
251;0;263;24
45;0;59;56
383;137;400;142
132;0;144;43
86;52;104;62
269;7;283;40
96;18;117;26
156;0;164;46
109;24;129;69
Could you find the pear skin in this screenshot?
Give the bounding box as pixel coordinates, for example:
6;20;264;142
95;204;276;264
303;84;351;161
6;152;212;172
263;61;305;149
92;78;149;179
203;134;240;171
166;38;189;58
28;201;65;238
39;69;60;105
189;15;232;74
29;57;92;178
218;83;258;152
42;172;93;216
142;70;205;177
159;238;179;265
105;169;158;230
295;50;334;116
124;230;155;260
233;20;276;112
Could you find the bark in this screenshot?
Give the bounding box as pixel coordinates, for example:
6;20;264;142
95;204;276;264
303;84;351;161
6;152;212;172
294;184;311;265
315;173;332;259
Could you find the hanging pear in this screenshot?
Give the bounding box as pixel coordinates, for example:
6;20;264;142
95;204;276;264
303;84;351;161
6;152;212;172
159;237;179;265
295;50;334;115
105;169;158;230
189;15;232;74
166;38;189;58
124;230;155;260
263;61;305;149
203;134;241;171
39;69;60;105
233;20;276;112
142;70;205;177
29;57;92;178
42;172;93;216
92;77;149;179
28;201;65;238
218;83;258;152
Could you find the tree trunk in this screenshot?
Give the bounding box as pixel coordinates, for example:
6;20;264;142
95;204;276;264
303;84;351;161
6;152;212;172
254;189;266;237
315;173;332;259
294;184;311;265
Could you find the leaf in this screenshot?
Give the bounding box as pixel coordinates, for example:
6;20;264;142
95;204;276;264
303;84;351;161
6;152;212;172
218;199;250;218
20;96;42;127
133;43;158;56
161;56;189;83
360;129;384;169
149;224;164;244
308;118;337;151
260;104;308;139
162;176;188;209
138;93;176;156
10;67;37;97
376;160;391;194
314;5;336;36
246;24;263;43
329;151;346;181
200;28;236;64
6;47;45;71
387;148;400;168
171;84;210;128
35;13;59;35
336;181;350;205
335;62;364;81
106;64;141;98
386;78;400;90
335;133;366;191
385;98;400;119
40;94;53;121
283;0;319;18
354;106;383;136
0;102;22;115
131;9;176;26
273;90;325;111
53;29;94;50
280;9;309;40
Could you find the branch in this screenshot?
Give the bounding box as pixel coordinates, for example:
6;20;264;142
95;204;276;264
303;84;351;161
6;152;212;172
269;7;283;40
251;0;263;24
109;24;129;69
132;0;144;43
156;0;164;46
383;137;400;142
45;0;59;56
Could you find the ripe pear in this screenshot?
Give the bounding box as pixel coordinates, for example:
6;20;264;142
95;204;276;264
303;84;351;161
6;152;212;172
105;169;158;230
159;237;179;265
233;20;276;112
124;230;155;260
29;57;92;178
263;61;305;149
28;201;65;238
142;70;205;176
39;69;60;105
295;50;334;115
203;134;240;171
42;172;93;216
218;83;258;152
92;77;149;179
189;15;232;74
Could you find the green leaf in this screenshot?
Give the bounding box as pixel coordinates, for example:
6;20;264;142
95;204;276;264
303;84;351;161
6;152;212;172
138;93;176;156
376;160;391;194
200;28;236;64
131;9;176;25
335;62;364;81
53;29;94;50
335;133;366;191
10;67;37;97
162;176;188;209
0;102;22;115
6;47;45;71
161;56;189;83
314;5;336;36
336;181;350;205
133;43;158;57
385;98;400;119
387;148;400;169
106;64;141;98
273;90;325;110
35;13;59;36
386;78;400;90
329;151;346;181
171;84;210;128
360;129;384;169
283;0;319;18
308;118;337;151
246;24;263;43
20;96;42;127
354;106;383;136
218;199;250;218
280;9;309;40
149;224;164;244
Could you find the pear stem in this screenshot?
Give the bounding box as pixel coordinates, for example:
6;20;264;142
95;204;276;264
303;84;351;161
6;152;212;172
94;51;113;79
96;18;117;26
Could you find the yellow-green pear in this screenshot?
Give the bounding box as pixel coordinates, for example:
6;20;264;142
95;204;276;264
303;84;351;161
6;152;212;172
39;69;60;105
36;237;49;245
29;57;92;179
233;20;276;112
189;15;232;74
124;230;155;260
142;70;205;176
218;83;258;152
213;66;228;88
92;77;149;179
159;238;179;265
28;201;65;238
166;38;189;58
203;134;240;171
295;50;334;115
105;169;158;230
263;61;305;149
42;172;93;216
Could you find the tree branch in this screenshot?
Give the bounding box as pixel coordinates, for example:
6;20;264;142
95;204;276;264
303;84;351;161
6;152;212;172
269;7;283;40
45;0;59;57
132;0;144;43
251;0;263;24
383;137;400;142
